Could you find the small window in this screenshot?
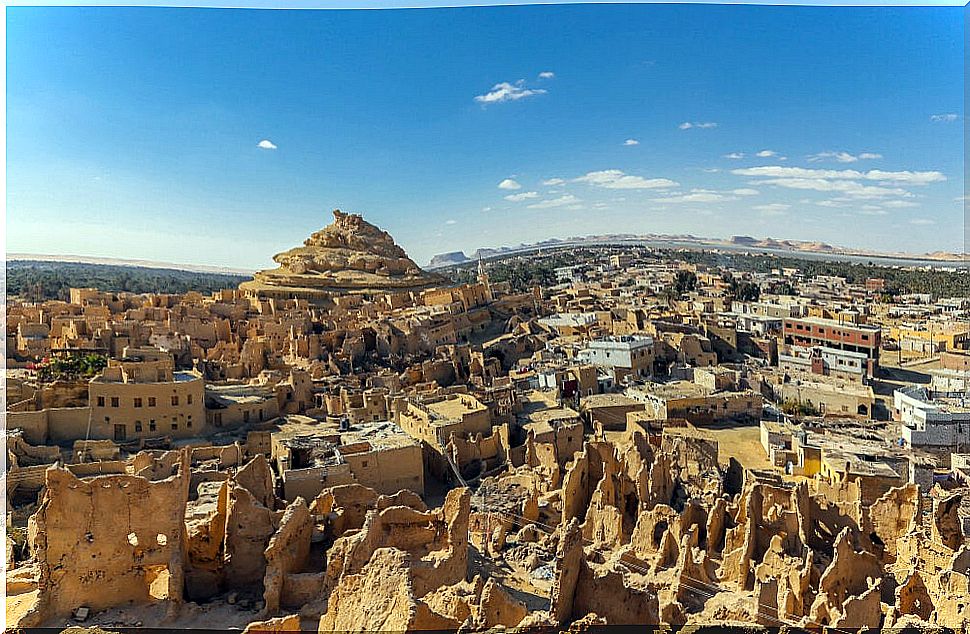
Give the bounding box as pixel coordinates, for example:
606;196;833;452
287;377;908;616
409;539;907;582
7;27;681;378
111;397;119;408
187;417;192;428
148;397;156;407
171;395;179;406
149;419;157;431
362;460;369;468
135;421;143;432
172;422;178;430
187;394;193;405
97;396;105;407
134;397;143;408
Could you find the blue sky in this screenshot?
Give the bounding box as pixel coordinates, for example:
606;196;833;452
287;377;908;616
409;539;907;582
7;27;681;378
6;4;966;269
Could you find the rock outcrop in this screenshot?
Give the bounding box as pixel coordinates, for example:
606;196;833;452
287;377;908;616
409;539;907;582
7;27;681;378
240;210;447;303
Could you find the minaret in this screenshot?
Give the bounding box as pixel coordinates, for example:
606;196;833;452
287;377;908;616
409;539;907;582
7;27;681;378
478;254;493;302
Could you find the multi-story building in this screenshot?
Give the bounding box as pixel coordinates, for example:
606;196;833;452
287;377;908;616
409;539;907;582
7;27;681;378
575;335;654;382
89;358;205;441
778;345;869;383
782;317;881;376
895;385;970;449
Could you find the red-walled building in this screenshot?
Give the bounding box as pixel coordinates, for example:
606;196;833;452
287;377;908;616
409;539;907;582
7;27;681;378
783;317;882;377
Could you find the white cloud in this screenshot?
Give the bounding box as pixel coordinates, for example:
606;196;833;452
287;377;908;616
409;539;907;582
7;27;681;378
732;188;760;196
882;200;920;208
808;151;882;163
930;113;959;122
482;206;492;212
731;165;945;185
679;121;718;130
538;71;555;79
910;218;935;225
723;152;745;159
864;169;946;185
652;191;729;204
542;178;565;186
527;194;580;209
753;178;910;199
497;178;522;190
257;139;277;150
574;169;678;190
756;150;779;158
504;191;539;202
475;80;547;104
445;219;457;225
753;203;790;215
623;139;640;146
858;208;888;216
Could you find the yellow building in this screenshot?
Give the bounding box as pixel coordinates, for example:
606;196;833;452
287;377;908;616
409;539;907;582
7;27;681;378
891;324;970;354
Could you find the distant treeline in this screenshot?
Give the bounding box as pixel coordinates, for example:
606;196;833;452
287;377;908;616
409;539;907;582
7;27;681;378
448;246;970;299
7;260;251;302
675;250;970;300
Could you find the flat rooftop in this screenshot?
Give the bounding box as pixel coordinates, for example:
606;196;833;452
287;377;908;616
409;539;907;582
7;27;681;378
426;394;486;420
340;420;420;451
785;316;881;332
628;381;713;400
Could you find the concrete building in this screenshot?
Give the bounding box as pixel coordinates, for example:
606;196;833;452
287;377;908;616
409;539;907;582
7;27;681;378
895;385;970;449
783;317;881;376
778;345;869;383
575;335;654;382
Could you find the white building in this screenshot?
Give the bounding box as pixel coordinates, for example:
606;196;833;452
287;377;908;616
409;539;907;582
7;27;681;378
576;335;654;381
778;345;869;383
895;385;970;448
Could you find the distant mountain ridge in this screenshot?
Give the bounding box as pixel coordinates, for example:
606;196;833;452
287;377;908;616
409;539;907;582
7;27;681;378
429;233;966;268
428;251;471;267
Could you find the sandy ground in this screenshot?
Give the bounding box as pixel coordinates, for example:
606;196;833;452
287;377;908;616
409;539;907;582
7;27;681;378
37;600;267;630
6;588;40;626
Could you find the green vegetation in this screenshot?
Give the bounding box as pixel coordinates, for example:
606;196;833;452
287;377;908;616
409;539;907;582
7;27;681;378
448;250;583;291
449;246;968;300
675;250;969;299
673;270;697;294
781;399;820;417
722;273;761;302
37;352;109;381
7;260;250;302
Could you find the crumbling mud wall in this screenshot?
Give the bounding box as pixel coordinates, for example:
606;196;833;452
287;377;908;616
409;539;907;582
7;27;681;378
321;487;471;601
262;497;315;614
21;450;191;625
